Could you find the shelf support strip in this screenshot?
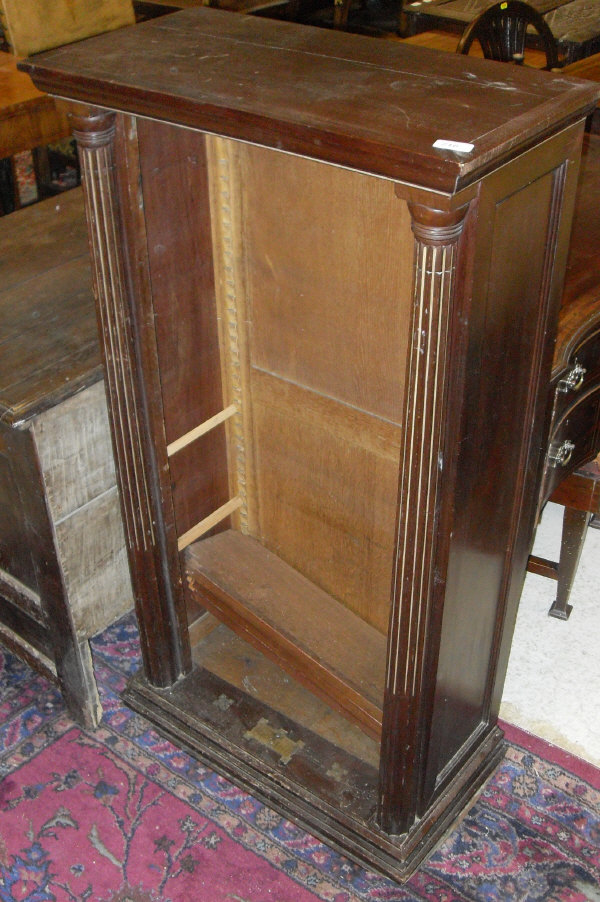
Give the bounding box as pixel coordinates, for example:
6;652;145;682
177;497;242;551
167;404;237;457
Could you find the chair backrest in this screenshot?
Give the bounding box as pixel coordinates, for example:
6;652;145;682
456;0;560;70
0;0;135;57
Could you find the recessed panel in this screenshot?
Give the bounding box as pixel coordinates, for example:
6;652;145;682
241;144;413;424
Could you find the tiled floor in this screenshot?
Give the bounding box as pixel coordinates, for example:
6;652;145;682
501;502;600;767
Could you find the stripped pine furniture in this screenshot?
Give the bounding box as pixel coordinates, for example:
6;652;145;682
0;0;135;57
0;188;133;727
0;50;71;212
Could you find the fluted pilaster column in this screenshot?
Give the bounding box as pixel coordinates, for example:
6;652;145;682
378;202;470;835
72;111;155;555
72;109;190;686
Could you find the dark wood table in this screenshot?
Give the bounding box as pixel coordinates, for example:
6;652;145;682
404;0;569;31
530;55;600;614
527;131;600;615
403;0;600;62
544;0;600;63
400;25;548;64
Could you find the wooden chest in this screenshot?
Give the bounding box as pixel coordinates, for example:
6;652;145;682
21;11;599;878
0;188;133;727
540;133;600;502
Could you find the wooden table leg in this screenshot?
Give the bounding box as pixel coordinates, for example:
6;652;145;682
549;506;593;620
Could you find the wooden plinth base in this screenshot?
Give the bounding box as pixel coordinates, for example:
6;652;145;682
123;662;505;882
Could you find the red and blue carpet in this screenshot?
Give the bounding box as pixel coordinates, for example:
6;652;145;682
1;613;599;901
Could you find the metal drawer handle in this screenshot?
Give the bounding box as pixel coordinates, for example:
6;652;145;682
548;439;575;468
557;362;587;394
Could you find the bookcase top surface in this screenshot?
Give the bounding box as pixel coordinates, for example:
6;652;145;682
21;7;599;192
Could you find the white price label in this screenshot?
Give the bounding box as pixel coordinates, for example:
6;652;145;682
433;139;474;154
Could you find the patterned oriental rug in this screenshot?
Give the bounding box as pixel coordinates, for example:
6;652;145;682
1;613;599;902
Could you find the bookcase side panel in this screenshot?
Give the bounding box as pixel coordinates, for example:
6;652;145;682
136;119;231;542
422;126;585;809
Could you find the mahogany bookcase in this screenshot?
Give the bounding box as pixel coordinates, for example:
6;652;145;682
21;11;599;880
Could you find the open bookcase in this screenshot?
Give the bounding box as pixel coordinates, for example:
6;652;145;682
21;8;599;880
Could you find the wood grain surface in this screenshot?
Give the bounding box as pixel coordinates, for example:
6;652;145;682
0;188;101;425
20;7;599;192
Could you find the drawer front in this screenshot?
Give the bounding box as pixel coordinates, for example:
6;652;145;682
552;325;600;424
543;386;600;501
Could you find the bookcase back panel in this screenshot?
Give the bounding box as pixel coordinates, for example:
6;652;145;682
167;428;231;539
240;143;413;423
251;373;400;632
208;138;413;630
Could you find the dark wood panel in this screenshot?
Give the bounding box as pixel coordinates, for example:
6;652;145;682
0;585;50;656
0;441;40;595
424;162;561;798
0;425;48;597
168;428;230;538
561;135;600;324
136;118;230;545
136;119;224;444
0;421;76;682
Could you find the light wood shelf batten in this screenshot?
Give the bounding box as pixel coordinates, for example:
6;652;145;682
167;404;237;457
177;497;242;551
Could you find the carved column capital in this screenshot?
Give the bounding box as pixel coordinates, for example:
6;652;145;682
69;108;116;149
408;203;470;246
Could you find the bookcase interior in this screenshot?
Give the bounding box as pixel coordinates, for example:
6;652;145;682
149;129;416;743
